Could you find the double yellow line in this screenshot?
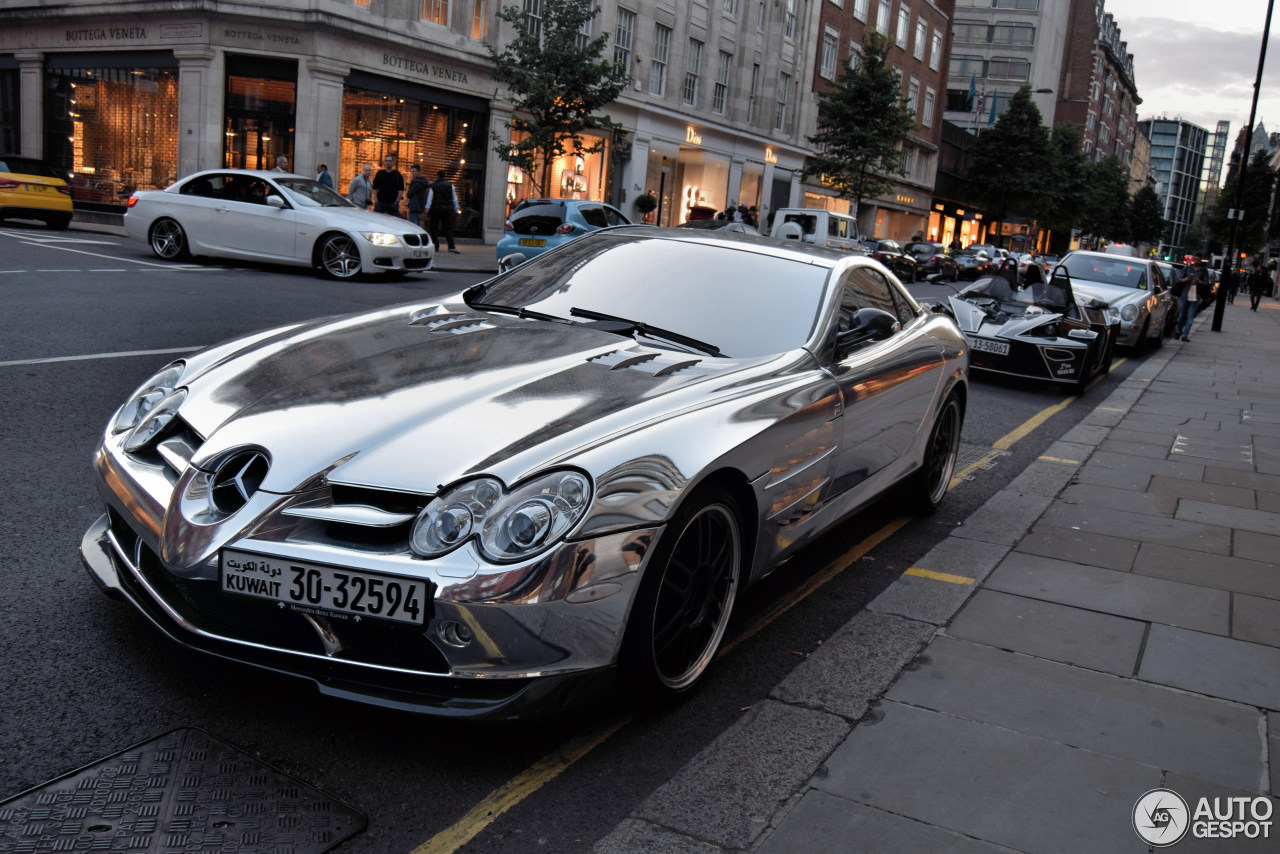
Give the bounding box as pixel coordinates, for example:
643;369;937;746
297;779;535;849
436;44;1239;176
412;371;1115;853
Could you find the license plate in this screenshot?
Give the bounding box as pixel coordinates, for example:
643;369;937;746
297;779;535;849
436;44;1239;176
220;549;427;625
519;237;546;247
25;184;49;192
967;337;1009;356
410;248;429;258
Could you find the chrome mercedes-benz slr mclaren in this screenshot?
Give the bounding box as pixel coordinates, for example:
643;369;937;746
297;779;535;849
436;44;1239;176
81;227;968;719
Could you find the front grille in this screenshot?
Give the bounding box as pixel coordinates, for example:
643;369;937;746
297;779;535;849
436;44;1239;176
402;233;426;246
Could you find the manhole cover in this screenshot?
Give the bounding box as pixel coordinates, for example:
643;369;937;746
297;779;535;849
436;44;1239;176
0;728;364;853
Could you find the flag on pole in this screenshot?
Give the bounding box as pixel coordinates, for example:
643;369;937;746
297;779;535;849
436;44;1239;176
967;74;977;110
974;83;985;118
989;91;999;125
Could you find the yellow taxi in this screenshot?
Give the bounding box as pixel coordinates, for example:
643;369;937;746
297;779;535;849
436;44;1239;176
0;154;73;229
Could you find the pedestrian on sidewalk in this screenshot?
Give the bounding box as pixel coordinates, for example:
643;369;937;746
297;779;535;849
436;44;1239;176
425;170;461;254
348;163;373;209
1224;266;1239;304
1249;265;1270;311
372;155;404;217
1177;256;1208;340
405;164;429;229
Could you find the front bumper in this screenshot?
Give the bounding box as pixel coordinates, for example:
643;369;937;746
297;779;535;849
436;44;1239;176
84;432;660;719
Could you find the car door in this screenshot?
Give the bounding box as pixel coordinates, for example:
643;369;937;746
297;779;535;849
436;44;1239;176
211;175;298;260
828;265;945;494
1147;262;1171;332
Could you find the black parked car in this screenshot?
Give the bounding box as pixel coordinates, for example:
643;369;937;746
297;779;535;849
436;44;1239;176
861;238;924;282
905;241;959;281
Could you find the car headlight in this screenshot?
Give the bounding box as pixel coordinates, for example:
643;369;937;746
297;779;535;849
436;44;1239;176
361;232;401;246
123;388;187;453
1120;304;1139;322
410;470;592;563
113;363;185;434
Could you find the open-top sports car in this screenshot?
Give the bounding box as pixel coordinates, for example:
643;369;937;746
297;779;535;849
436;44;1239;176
81;227;967;719
932;267;1117;393
125;169;434;279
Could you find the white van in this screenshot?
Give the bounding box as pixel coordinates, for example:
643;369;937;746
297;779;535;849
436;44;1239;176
770;208;865;253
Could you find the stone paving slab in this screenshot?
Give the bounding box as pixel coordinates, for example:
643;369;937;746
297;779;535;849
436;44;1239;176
1139;624;1280;711
886;637;1263;792
756;792;1014;854
1015;525;1140;571
633;700;849;850
1260;490;1280;513
987;553;1231;635
1132;543;1280;601
1160;774;1280;853
945;589;1146;675
1205;467;1280;492
1232;594;1280;648
1177;499;1280;537
770;611;935;720
1060;422;1112;447
1148;475;1259;510
952;491;1055;546
1098;436;1172;459
1035;501;1233;554
1003;460;1079;498
1059;482;1175;517
814;701;1160;854
593;819;725;854
867;538;1009;626
1235;529;1280;563
1073;450;1205;491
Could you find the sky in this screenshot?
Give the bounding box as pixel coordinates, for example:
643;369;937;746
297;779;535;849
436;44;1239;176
1107;0;1280;138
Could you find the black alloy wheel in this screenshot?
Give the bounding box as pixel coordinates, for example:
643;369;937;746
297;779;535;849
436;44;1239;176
909;394;962;513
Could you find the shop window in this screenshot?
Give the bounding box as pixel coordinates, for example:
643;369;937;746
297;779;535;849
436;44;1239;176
340;84;488;237
422;0;448;25
44;63;179;207
0;69;17;154
224;72;296;171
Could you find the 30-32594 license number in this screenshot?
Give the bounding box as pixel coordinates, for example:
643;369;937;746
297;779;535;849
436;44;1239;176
220;549;427;625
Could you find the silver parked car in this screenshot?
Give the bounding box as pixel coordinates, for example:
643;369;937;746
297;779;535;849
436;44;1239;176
125;169;434;279
81;227;968;719
1057;250;1173;349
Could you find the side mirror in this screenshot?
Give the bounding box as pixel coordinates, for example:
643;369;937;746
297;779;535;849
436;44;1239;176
837;307;900;354
1067;328;1098;341
266;194;285;209
498;252;527;273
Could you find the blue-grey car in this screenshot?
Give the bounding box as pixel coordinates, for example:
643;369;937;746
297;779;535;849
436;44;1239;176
497;199;631;263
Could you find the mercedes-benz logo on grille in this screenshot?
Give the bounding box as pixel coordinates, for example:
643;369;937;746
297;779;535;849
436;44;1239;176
210;450;269;515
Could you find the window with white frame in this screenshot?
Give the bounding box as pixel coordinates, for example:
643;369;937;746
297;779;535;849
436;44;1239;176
848;40;863;70
914;19;926;60
713;50;732;114
902;145;917;179
523;0;542;42
907;77;919;115
1099;123;1110;145
724;0;739;16
422;0;447;25
854;0;868;22
785;0;797;39
471;0;488;38
1086;111;1097;131
987;56;1030;81
991;22;1034;45
748;62;760;122
650;24;671;96
916;149;931;183
683;38;703;106
922;87;935;126
758;0;766;28
775;71;790;130
576;14;592;49
614;9;635;67
821;29;839;80
929;29;942;69
876;0;890;34
897;6;910;48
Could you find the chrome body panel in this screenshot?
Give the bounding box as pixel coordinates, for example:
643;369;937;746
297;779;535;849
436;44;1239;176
84;228;968;717
1059;252;1172;348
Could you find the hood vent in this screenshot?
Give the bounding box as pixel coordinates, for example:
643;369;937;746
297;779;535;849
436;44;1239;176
587;349;704;377
409;305;494;334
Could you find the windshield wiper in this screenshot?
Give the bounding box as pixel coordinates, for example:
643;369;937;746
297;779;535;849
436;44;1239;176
467;300;568;324
569;307;723;357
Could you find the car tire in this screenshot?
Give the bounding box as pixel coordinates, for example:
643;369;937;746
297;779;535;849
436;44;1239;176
907;265;917;283
45;213;71;230
317;233;362;279
620;485;742;696
148;218;188;261
1137;317;1152;352
907;393;962;514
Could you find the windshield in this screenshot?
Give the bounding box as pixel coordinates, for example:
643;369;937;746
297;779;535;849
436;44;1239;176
962;274;1071;312
276;178;353;208
472;234;830;358
1060;254;1147;289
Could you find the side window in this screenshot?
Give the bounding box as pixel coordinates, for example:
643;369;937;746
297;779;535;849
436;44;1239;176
579;206;609;228
839;266;904;332
828;217;841;237
603;206;629;226
182;176;217;197
1150;263;1164;290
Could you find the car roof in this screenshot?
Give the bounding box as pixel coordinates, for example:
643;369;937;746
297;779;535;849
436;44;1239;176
588;225;851;267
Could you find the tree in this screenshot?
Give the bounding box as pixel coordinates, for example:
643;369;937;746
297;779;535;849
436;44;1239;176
966;86;1051;243
1208;148;1276;257
1037;123;1090;238
1080;156;1132;245
487;0;629;196
1128;185;1166;247
801;32;915;216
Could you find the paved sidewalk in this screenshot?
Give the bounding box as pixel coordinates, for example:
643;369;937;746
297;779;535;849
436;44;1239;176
595;297;1280;853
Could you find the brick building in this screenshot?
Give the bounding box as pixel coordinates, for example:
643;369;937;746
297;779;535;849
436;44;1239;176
1053;0;1140;167
806;0;956;242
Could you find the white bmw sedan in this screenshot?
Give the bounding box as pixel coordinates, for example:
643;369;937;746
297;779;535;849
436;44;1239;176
125;169;434;279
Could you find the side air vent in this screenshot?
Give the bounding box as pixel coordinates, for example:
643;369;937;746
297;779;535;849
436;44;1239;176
409;305;495;333
587;348;704;377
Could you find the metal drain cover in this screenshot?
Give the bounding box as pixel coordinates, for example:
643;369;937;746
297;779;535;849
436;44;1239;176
0;728;364;853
